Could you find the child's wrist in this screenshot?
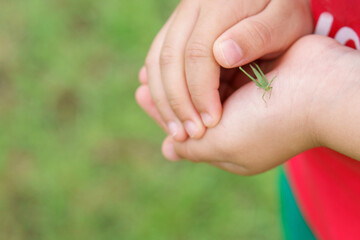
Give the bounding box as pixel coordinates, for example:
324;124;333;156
308;46;360;157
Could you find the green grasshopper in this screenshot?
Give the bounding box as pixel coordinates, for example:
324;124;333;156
239;63;276;103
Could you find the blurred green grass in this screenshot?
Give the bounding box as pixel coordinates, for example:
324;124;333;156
0;0;281;239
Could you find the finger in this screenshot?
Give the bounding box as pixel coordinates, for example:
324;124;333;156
135;85;166;131
213;0;313;68
208;161;249;175
159;1;206;139
184;0;269;128
162;136;248;175
145;9;188;141
171;128;228;163
162;133;218;162
170;132;249;176
138;66;147;84
161;136;181;162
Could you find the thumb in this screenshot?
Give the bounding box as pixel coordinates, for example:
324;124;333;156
213;0;312;68
161;136;249;175
162;126;226;163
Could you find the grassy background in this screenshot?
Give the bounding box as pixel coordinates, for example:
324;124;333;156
0;0;281;239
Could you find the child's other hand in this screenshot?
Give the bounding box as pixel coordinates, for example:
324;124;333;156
140;35;349;174
141;0;312;141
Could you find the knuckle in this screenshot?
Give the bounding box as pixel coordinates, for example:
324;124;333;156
167;96;186;113
183;146;202;162
185;40;210;61
246;20;272;48
152;95;167;110
188;84;206;99
160;44;177;66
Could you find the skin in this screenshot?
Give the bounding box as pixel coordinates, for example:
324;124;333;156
137;35;360;175
143;0;312;141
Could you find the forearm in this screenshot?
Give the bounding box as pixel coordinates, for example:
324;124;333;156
313;47;360;160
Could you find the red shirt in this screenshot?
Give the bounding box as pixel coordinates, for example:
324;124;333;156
286;1;360;239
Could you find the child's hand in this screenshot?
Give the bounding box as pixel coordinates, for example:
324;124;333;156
139;35;353;174
142;0;312;141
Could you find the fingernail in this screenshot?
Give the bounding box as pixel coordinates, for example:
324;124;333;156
163;142;180;161
167;121;178;137
184;120;198;138
219;39;243;66
200;112;213;127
